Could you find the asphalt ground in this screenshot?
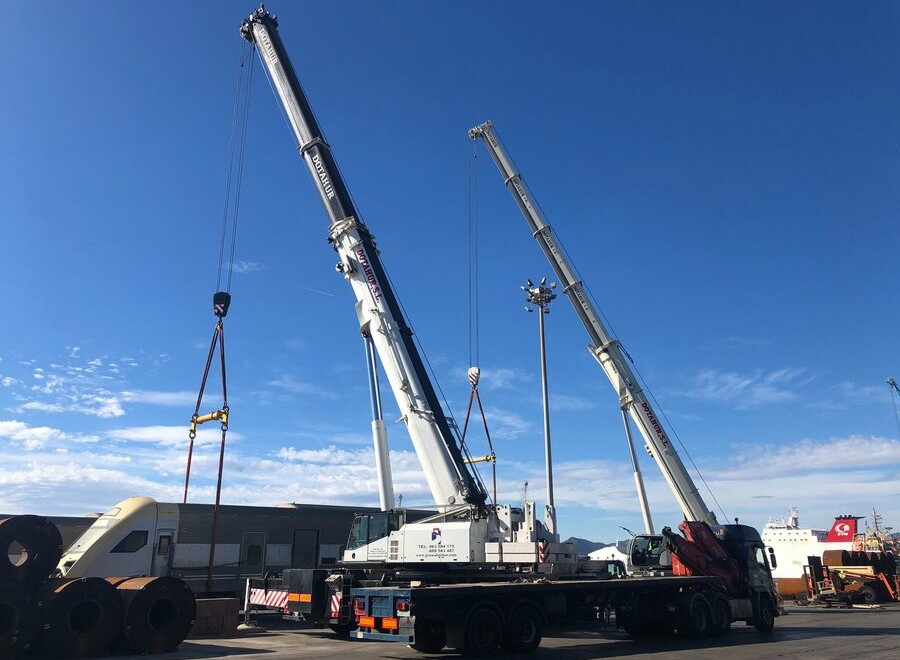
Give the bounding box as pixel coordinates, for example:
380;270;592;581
113;603;900;659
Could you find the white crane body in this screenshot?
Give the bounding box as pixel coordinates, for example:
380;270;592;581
242;10;573;567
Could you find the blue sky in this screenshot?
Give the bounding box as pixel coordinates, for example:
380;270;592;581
1;1;898;542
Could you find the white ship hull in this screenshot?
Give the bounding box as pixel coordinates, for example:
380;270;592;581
761;509;857;597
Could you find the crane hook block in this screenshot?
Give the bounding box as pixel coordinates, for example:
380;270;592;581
213;291;232;318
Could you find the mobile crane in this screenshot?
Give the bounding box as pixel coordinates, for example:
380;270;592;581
240;6;571;572
238;6;779;653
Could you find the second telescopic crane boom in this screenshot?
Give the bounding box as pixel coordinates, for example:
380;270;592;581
469;121;715;526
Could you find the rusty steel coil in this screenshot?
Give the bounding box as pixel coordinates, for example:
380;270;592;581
821;549;850;567
0;579;41;659
0;515;63;587
37;577;123;659
115;576;195;653
884;552;896;576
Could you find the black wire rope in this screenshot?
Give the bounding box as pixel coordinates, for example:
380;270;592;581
468;139;480;367
217;43;253;293
225;49;256;293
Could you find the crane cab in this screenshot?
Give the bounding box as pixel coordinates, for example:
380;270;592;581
343;511;405;562
628;534;671;573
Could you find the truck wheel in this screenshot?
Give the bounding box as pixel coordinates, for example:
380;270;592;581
501;605;542;654
753;596;775;633
676;593;711;638
856;585;878;605
411;618;446;653
709;594;731;637
461;605;503;656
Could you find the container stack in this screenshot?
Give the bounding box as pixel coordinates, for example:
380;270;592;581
1;515;195;659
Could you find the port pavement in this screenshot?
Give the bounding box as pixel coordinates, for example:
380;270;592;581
107;603;900;659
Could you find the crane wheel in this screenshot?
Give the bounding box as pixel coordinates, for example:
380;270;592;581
709;594;731;637
676;592;712;639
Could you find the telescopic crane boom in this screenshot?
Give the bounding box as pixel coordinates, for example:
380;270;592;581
469;121;716;526
242;8;486;510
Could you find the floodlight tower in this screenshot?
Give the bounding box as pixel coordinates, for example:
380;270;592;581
524;278;559;541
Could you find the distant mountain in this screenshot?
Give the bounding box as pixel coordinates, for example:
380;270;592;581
563;536;608;556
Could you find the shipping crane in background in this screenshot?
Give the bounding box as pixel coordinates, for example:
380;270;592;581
240;7;574;570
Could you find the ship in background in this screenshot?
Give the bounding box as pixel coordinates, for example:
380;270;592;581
762;507;898;597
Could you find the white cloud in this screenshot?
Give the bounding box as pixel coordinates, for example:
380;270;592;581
120;390;198;406
476;367;532;391
18;401;66;414
275;445;367;464
0;420;71;450
266;374;336;398
76;395;125;418
680;367;814;408
832;381;894;406
722;435;900;479
483;407;531;440
551;394;596;411
106;425;238;448
0;350;155;420
231;260;266;274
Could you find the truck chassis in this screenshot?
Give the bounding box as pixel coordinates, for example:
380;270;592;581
351;573;775;655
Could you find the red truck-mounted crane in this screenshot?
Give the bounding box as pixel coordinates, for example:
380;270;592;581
469;120;780;634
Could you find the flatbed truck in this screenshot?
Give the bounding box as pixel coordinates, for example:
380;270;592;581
350;523;776;654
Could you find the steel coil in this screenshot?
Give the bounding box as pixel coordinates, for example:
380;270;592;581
116;576;195;653
884;552;896;576
37;577;122;659
0;515;63;587
0;579;41;659
821;549;850;567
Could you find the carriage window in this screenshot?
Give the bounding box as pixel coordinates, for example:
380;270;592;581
246;544;262;565
111;530;148;553
157;535;171;556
